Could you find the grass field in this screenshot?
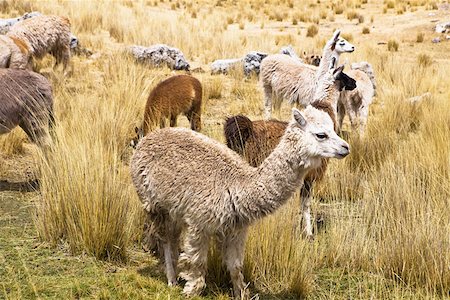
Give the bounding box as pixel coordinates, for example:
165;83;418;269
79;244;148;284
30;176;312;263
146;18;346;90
1;0;449;299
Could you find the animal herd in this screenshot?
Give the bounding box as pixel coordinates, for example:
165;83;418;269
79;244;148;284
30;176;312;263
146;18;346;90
0;11;378;299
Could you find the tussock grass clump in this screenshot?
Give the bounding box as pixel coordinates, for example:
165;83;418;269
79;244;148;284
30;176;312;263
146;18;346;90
362;27;370;34
417;53;433;68
203;77;224;99
416;32;424;43
0;130;27;157
387;39;399;51
306;24;319;37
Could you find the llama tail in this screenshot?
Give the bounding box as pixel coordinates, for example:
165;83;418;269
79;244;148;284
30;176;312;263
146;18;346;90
224;115;254;155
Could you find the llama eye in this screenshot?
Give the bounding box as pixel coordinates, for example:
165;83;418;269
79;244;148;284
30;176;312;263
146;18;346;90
315;133;328;140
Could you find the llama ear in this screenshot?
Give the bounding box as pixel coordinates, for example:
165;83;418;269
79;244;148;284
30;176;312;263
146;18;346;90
333;64;345;78
330;30;341;50
292;108;307;127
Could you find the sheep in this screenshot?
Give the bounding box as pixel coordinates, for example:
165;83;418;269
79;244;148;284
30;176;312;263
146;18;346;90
131;106;350;298
261;30;355;119
337;62;376;135
1;15;72;72
131;74;202;147
224;65;356;239
0;68;54;148
129;44;190;71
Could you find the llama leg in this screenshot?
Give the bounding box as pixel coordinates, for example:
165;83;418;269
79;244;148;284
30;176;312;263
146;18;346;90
222;229;249;299
300;180;313;239
178;228;208;297
159;117;166;129
358;105;369;136
263;85;273;120
170;115;177;127
163;242;177;286
337;99;346;134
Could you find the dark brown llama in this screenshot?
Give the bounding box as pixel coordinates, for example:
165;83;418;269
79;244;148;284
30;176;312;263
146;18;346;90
0;68;54;148
132;74;202;146
224;66;355;239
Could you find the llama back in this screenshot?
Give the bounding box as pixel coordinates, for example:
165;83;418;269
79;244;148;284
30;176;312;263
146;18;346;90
143;74;202;133
131;127;252;230
7;15;71;59
260;54;317;105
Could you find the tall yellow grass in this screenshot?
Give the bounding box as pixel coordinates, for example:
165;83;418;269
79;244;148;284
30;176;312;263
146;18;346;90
0;0;448;298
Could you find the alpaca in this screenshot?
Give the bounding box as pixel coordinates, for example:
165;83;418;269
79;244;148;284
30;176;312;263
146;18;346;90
301;51;322;67
0;69;54;148
260;30;354;119
224;65;356;239
2;15;72;72
337;62;376;135
132;74;202;146
131;106;350;298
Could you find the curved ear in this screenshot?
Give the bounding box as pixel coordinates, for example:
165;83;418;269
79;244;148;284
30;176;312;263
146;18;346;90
292;108;307;127
333;64;345;78
330;30;341;50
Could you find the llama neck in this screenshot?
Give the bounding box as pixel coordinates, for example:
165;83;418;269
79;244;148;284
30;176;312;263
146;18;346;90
236;127;317;224
313;79;340;115
316;48;338;81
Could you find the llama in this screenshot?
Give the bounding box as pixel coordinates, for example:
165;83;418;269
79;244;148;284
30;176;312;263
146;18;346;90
224;65;356;239
302;51;322;67
131;74;202;147
2;15;72;72
260;30;354;119
131;106;350;298
0;69;54;148
337;62;376;135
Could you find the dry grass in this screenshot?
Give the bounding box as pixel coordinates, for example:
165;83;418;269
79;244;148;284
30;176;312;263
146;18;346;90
0;0;449;298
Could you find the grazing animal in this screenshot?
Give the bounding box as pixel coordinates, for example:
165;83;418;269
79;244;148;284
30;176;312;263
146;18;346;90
0;69;54;148
132;75;202;146
302;51;322;67
1;15;72;71
131;106;350;298
260;30;355;119
224;65;356;239
337;62;376;135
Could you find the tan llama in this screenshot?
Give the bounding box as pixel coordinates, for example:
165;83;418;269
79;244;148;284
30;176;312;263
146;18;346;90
131;106;350;298
132;74;202;146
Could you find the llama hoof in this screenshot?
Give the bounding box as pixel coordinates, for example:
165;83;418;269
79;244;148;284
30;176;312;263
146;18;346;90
167;279;178;286
182;277;206;297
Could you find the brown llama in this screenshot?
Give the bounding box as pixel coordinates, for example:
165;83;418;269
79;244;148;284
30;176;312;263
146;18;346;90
132;74;202;146
224;65;355;239
0;69;54;148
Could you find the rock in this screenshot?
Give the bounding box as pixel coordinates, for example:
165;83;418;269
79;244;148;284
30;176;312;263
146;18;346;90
408;92;432;104
129;44;190;71
210;58;243;74
0;11;41;34
435;22;450;33
432;37;441;43
243;51;268;76
279;45;301;61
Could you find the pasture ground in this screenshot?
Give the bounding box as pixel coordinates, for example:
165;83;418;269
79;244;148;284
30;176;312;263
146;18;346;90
1;0;449;299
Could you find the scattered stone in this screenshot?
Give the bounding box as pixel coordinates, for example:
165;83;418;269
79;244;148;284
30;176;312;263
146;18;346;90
432;37;441;43
408;92;432;104
435;22;450;33
129;44;190;71
279;45;301;61
377;41;387;45
210;58;243;74
243;51;268;76
0;11;41;34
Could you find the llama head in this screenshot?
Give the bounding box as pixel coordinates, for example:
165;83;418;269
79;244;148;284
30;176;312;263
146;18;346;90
329;30;355;54
332;64;357;91
130;126;144;149
302;51;322;66
290;107;350;159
